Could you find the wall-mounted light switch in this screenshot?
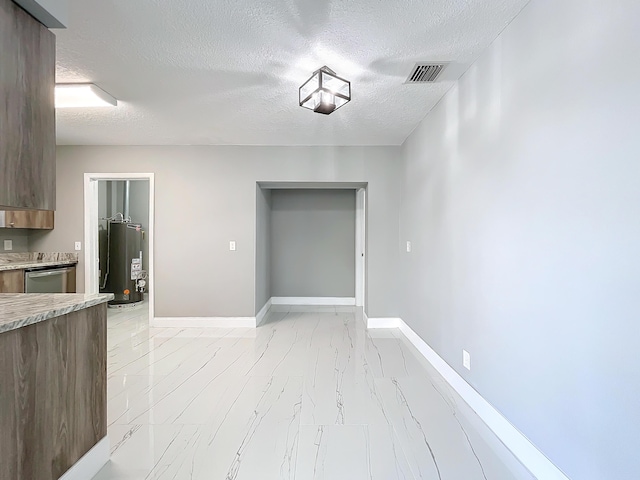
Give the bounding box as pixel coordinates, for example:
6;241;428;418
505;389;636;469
229;241;236;251
75;241;82;251
406;241;412;253
3;240;12;251
463;350;471;370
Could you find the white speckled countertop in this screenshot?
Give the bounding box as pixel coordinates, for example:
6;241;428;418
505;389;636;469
0;259;78;272
0;293;114;334
0;252;79;272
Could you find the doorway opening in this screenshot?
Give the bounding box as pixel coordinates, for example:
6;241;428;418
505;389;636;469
84;173;155;320
255;182;366;323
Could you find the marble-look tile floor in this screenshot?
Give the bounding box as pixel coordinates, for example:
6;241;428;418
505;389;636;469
94;305;535;480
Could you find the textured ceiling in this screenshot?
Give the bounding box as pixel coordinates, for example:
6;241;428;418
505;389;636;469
54;0;530;146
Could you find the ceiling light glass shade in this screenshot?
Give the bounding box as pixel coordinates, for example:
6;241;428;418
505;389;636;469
55;83;118;108
299;66;350;115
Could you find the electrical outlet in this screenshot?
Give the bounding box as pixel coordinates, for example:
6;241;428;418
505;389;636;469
463;350;471;370
406;241;412;253
75;241;82;251
229;241;236;251
3;240;12;251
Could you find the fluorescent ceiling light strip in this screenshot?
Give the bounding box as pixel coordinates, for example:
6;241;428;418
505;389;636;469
55;83;118;108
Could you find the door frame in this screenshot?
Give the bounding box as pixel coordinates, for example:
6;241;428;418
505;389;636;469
255;182;367;313
84;173;155;321
355;187;366;308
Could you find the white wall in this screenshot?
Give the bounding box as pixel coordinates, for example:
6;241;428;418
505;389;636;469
399;0;640;478
270;189;356;298
34;145;401;319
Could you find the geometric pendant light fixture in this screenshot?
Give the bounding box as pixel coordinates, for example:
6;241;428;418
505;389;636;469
299;66;351;115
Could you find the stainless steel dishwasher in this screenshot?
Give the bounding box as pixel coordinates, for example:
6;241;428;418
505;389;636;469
24;266;77;293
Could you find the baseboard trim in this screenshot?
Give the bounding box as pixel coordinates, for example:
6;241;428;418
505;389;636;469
368;317;570;480
255;298;272;326
271;297;356;306
153;299;354;329
59;436;109;480
151;317;257;328
367;317;402;328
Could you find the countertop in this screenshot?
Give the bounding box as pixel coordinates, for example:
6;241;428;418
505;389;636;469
0;293;114;334
0;252;79;272
0;259;78;272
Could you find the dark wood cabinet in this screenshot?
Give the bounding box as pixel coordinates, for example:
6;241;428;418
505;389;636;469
0;0;56;211
0;305;107;480
0;209;55;229
67;266;77;293
0;270;25;293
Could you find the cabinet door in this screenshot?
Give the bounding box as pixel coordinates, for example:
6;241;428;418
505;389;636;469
1;210;55;229
0;270;25;293
0;0;56;210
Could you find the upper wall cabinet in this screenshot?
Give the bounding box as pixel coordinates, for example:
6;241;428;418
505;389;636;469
0;0;56;211
11;0;68;28
0;209;54;229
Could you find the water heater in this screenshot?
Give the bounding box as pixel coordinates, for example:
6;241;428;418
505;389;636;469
101;221;145;306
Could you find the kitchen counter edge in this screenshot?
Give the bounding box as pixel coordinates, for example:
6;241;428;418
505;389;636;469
0;293;115;334
0;259;78;272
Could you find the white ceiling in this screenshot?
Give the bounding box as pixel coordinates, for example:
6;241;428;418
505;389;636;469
54;0;530;146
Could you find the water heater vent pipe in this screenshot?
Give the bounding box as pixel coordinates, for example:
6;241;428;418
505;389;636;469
124;180;131;220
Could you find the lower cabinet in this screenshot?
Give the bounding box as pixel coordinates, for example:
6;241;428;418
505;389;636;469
0;304;107;480
0;270;25;293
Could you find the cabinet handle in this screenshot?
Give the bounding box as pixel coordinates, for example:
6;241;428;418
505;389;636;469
27;267;74;278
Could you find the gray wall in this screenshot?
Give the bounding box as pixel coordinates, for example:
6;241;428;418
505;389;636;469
255;186;272;314
0;230;31;252
270;189;355;298
398;0;640;478
33;145;401;318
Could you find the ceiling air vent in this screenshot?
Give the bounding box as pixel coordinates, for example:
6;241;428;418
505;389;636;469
406;63;447;83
